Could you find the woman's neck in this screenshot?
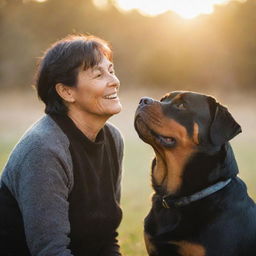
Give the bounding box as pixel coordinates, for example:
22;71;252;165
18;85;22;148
67;109;108;142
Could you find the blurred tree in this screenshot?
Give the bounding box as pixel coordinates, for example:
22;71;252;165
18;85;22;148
0;0;256;92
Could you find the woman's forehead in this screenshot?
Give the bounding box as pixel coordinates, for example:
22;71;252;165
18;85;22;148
92;56;113;69
81;51;112;71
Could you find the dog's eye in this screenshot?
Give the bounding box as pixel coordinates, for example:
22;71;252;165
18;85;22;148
176;103;186;110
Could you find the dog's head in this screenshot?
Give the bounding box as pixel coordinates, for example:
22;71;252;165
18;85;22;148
134;91;241;195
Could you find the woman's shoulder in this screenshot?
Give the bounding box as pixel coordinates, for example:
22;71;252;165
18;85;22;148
1;115;74;203
1;115;73;195
3;115;71;170
18;115;69;151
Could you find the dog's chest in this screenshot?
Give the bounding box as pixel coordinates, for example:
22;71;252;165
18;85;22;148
148;239;206;256
169;241;206;256
144;203;209;256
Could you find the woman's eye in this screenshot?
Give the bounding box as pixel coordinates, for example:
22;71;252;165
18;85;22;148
94;72;102;78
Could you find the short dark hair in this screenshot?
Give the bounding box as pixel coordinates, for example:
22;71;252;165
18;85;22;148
35;34;112;115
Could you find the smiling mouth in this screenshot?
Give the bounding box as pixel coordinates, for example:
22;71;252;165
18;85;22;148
104;92;118;99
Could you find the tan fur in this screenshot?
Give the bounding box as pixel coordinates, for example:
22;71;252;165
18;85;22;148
136;100;200;194
152;119;198;194
193;122;199;145
170;241;206;256
152;151;167;186
172;94;182;101
144;232;157;255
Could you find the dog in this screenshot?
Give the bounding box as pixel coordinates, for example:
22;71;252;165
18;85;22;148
134;91;256;256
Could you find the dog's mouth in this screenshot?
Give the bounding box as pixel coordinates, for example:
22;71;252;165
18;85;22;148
135;116;176;148
150;130;177;148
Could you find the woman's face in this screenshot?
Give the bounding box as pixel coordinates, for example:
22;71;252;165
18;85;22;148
70;55;122;119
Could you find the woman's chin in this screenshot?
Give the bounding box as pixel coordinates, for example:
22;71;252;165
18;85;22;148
110;103;122;115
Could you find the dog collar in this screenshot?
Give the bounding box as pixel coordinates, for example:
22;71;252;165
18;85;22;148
161;178;232;208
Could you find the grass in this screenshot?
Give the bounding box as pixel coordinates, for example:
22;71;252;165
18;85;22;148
118;139;153;256
2;137;255;256
0;90;256;255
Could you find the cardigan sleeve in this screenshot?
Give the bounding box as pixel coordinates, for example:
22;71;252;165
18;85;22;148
3;135;74;256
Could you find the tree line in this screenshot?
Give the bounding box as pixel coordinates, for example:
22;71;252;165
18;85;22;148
1;0;256;92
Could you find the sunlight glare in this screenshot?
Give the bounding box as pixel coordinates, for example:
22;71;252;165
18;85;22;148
93;0;109;10
112;0;231;19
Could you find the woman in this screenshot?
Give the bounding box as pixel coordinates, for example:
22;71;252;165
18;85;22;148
0;34;124;256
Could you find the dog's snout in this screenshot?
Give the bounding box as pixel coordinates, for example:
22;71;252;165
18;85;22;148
139;97;154;106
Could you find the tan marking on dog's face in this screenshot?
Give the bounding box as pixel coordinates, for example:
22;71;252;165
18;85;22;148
172;94;182;101
152;119;198;193
144;232;157;255
193;122;199;145
170;241;206;256
152;151;167;187
136;101;200;194
163;123;196;194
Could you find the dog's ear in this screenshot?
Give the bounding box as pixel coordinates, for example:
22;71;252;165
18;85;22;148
207;96;242;146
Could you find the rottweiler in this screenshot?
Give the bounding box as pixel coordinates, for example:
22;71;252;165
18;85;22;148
134;91;256;256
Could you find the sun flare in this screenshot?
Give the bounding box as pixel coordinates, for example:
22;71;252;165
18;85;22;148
94;0;234;19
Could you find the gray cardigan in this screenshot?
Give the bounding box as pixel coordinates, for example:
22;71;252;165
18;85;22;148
1;115;124;256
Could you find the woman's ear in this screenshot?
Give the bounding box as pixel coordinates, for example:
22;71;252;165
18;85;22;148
55;83;75;103
207;97;242;146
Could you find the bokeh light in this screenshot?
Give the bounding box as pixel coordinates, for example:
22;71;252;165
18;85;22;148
94;0;243;19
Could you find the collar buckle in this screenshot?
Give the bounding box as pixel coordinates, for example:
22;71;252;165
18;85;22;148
162;197;170;208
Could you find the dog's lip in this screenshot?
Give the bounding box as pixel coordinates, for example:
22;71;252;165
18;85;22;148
150;130;177;148
134;116;152;143
135;116;176;148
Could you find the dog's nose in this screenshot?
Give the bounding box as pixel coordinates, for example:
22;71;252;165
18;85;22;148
139;97;154;106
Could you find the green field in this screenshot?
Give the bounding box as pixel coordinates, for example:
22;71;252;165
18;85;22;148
1;136;255;256
0;90;256;256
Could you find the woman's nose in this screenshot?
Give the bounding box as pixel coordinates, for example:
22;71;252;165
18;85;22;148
108;75;120;88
